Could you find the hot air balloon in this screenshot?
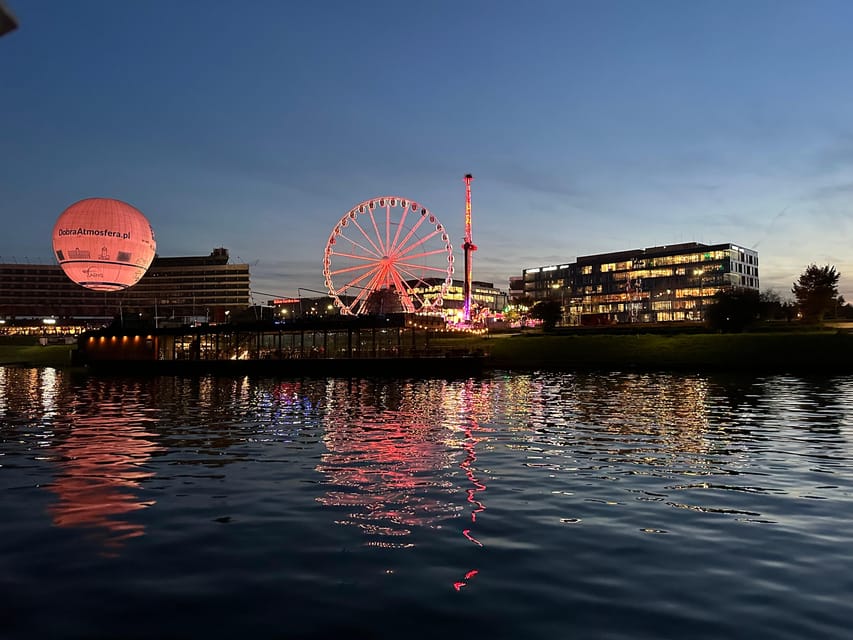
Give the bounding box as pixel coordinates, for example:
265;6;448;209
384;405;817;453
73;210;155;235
52;198;156;291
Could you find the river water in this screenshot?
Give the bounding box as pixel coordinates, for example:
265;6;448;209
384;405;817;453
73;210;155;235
1;366;852;639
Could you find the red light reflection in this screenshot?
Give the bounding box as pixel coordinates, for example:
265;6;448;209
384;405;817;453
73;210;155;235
453;379;488;591
47;415;161;555
453;569;479;592
316;381;459;547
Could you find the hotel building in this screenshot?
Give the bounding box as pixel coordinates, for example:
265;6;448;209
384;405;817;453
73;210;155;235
522;242;759;324
0;248;250;327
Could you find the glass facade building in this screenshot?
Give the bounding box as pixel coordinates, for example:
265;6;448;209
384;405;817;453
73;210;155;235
522;242;759;324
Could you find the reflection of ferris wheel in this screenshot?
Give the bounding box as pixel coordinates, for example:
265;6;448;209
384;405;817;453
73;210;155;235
324;196;454;315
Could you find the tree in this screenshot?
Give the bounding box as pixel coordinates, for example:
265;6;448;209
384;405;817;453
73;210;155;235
705;287;760;332
758;289;797;321
758;289;783;321
792;264;840;323
529;299;562;330
505;295;535;326
838;298;853;320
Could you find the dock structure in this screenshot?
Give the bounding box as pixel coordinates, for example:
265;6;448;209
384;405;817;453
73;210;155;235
75;313;485;376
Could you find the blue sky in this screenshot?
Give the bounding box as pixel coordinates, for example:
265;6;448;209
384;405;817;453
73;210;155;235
2;0;852;302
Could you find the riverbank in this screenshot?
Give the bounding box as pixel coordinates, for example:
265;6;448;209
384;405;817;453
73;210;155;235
2;329;852;374
450;329;853;373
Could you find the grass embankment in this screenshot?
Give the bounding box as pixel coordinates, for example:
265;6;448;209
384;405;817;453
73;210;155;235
0;337;76;368
437;329;853;373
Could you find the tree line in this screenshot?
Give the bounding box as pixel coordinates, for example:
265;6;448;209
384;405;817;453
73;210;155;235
706;264;850;332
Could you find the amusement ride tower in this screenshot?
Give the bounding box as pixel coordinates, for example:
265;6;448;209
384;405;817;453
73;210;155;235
462;174;477;323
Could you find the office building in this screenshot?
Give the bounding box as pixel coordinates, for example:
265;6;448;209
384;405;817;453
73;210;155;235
522;242;759;324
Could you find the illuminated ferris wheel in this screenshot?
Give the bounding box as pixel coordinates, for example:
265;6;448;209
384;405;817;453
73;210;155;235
323;196;454;315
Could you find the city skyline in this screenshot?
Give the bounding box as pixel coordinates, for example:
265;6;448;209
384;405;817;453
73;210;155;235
2;1;852;303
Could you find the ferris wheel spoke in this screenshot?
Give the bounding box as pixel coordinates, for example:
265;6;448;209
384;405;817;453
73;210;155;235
337;227;382;258
367;208;387;255
352;268;387;307
391;229;441;260
388;269;421;300
329;249;383;263
393;262;442;287
337;263;383;292
330;260;386;277
388;210;429;257
392;261;451;276
347;218;384;257
390;204;410;253
385;205;391;255
387;268;417;312
391;247;449;263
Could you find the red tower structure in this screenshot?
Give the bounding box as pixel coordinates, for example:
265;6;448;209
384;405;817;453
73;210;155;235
462;174;477;322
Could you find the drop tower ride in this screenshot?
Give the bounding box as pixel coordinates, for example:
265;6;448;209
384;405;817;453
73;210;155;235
462;174;477;323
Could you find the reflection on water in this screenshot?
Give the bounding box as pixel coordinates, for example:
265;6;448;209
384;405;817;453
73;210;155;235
0;371;161;553
507;372;853;529
452;380;487;591
316;379;460;546
2;367;853;640
315;377;495;587
47;408;160;554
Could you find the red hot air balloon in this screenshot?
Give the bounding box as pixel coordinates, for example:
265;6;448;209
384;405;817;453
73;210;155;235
52;198;157;291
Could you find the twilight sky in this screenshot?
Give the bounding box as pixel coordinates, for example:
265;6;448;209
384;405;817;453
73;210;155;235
2;0;852;302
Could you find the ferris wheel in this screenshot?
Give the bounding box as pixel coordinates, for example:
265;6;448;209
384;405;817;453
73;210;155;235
323;196;454;315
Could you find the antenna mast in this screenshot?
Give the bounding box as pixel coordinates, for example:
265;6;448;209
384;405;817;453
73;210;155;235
462;174;477;322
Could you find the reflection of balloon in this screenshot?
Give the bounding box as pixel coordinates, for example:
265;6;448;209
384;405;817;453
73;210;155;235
52;197;156;291
48;413;160;555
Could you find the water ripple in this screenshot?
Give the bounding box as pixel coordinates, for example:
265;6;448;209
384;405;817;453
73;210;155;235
1;369;853;639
